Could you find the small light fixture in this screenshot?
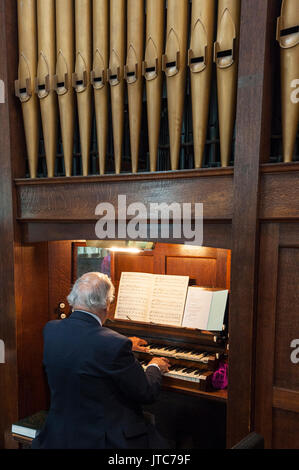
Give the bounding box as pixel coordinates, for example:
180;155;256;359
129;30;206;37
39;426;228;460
86;240;155;253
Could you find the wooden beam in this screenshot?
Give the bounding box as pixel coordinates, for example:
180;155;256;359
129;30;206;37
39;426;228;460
227;0;278;447
0;0;21;449
15;171;234;222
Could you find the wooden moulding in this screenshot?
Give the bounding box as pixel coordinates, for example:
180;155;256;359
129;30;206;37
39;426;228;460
14;163;299;223
14;169;234;222
19;221;232;249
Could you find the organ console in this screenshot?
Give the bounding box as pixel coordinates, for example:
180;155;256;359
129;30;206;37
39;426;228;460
86;242;231;402
106;317;228;400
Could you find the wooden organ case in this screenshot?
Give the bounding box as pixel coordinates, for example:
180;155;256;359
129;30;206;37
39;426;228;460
0;0;299;451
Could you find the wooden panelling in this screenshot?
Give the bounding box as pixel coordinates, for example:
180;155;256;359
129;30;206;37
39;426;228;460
279;224;299;247
260;171;299;220
0;0;27;450
15;171;233;221
15;243;50;419
227;0;277;448
166;257;217;287
110;244;230;288
15;169;299;223
21;221;232;251
114;253;154;279
274;248;299;390
254;223;280;448
272;409;299;449
48;242;73;321
255;223;299;449
273;388;299;415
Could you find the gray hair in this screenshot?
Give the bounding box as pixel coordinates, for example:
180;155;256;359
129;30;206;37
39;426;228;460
67;272;115;311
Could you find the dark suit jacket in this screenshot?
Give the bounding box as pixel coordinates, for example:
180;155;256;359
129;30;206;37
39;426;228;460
32;310;166;449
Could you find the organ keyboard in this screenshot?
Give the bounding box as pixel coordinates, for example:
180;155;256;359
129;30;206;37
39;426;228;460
145;342;220;365
106;318;228;401
140;360;214;392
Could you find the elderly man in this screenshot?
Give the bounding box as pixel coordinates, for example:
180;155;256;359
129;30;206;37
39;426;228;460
32;272;170;449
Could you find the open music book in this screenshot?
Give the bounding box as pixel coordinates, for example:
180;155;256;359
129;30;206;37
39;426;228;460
115;272;228;331
115;272;190;326
182;287;229;331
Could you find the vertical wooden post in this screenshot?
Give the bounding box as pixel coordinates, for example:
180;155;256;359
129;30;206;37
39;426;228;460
227;0;278;447
0;0;24;449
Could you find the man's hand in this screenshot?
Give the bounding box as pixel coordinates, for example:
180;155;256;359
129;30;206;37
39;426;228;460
129;336;149;352
148;357;171;374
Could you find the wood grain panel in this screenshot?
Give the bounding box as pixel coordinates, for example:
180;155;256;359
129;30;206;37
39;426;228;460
21;221;233;251
279;224;299;248
273;388;299;414
114;253;154;281
260;171;299;220
166;257;217;287
48;242;73;321
15;243;50;420
16;172;233;221
16;169;299;222
254;223;280;448
272;409;299;449
228;0;277;448
274;248;299;390
0;0;27;449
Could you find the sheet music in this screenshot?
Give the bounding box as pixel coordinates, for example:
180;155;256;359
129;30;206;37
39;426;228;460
207;290;228;331
182;287;213;330
114;272;153;322
148;275;190;326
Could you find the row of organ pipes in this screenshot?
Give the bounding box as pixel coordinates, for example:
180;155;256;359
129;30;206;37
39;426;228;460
15;0;299;178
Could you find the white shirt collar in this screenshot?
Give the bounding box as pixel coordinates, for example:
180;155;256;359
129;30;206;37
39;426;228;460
75;310;102;326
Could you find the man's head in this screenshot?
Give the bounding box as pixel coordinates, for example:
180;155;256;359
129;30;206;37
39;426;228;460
67;272;115;322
